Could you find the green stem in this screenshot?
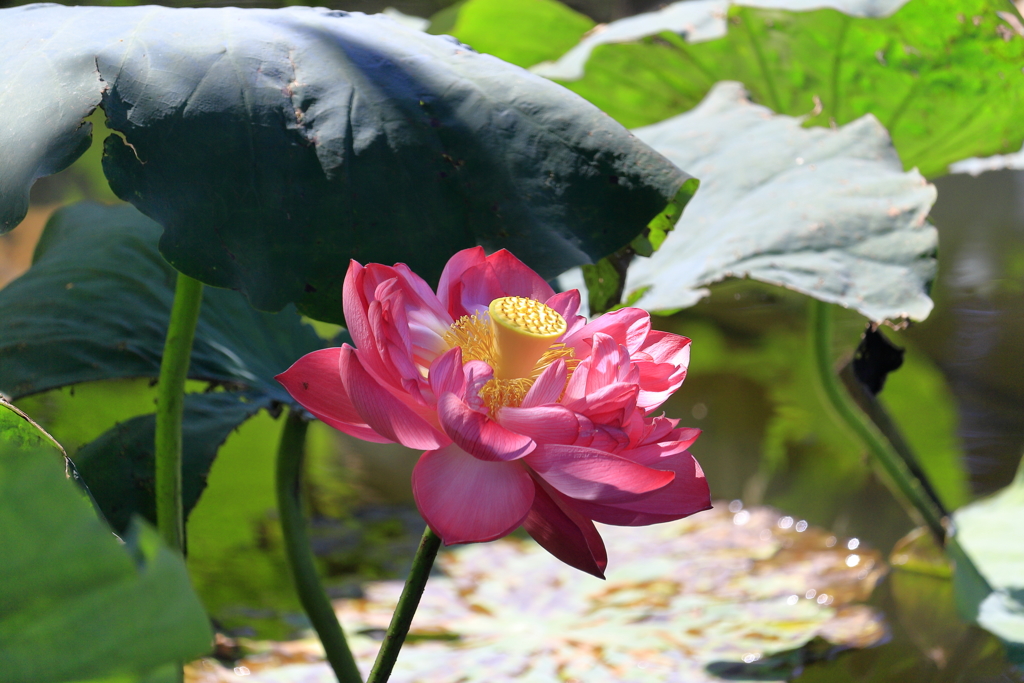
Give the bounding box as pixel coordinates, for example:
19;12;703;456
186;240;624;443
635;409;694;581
155;272;204;553
276;409;363;683
367;527;442;683
810;299;947;543
838;363;949;519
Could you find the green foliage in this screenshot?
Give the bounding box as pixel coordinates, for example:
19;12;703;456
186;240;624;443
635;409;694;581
879;345;971;510
448;0;594;67
450;0;1024;178
185;410;301;640
0;203;323;401
13;379;352;641
0;398;64;458
0;202;325;550
74;392;271;535
0;441;212;681
1;4;690;323
580;1;1024;177
581;177;698;314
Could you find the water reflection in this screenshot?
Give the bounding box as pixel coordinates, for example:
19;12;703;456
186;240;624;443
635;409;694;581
915;169;1024;495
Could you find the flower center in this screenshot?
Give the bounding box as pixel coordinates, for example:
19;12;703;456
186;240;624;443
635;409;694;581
487;297;567;380
441;297;575;411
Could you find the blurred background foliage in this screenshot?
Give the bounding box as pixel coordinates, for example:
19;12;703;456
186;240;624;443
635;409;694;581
2;0;1023;679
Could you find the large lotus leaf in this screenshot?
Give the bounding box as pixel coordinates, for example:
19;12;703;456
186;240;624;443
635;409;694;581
952;455;1024;659
523;0;1024;178
0;448;213;682
0;202;322;400
0;4;691;323
73;391;272;536
189;504;887;681
560;82;937;322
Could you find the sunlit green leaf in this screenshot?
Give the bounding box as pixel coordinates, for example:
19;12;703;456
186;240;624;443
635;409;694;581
449;0;594;67
0;448;213;682
479;0;1024;178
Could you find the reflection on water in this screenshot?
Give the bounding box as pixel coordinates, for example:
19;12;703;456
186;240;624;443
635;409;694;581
913;169;1024;495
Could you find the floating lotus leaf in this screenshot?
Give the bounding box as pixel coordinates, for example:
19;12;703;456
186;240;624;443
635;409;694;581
186;503;886;682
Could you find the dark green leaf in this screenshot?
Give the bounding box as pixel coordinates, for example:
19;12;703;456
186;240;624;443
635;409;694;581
0;5;691;323
73;392;271;536
528;0;1024;178
0;448;213;682
0;202;322;400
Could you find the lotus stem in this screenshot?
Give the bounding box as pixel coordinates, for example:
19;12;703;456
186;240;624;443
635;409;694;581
810;299;947;543
155;272;204;552
367;526;441;683
838;363;950;520
276;408;363;683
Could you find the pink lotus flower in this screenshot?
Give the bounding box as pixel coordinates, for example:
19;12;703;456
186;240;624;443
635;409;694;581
277;248;710;577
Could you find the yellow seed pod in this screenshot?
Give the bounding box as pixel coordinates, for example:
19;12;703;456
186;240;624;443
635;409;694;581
488;296;566;380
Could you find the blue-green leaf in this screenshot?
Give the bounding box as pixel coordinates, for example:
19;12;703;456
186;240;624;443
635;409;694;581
73;392;272;536
560;82;937;322
0;4;690;323
0;202;322;401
